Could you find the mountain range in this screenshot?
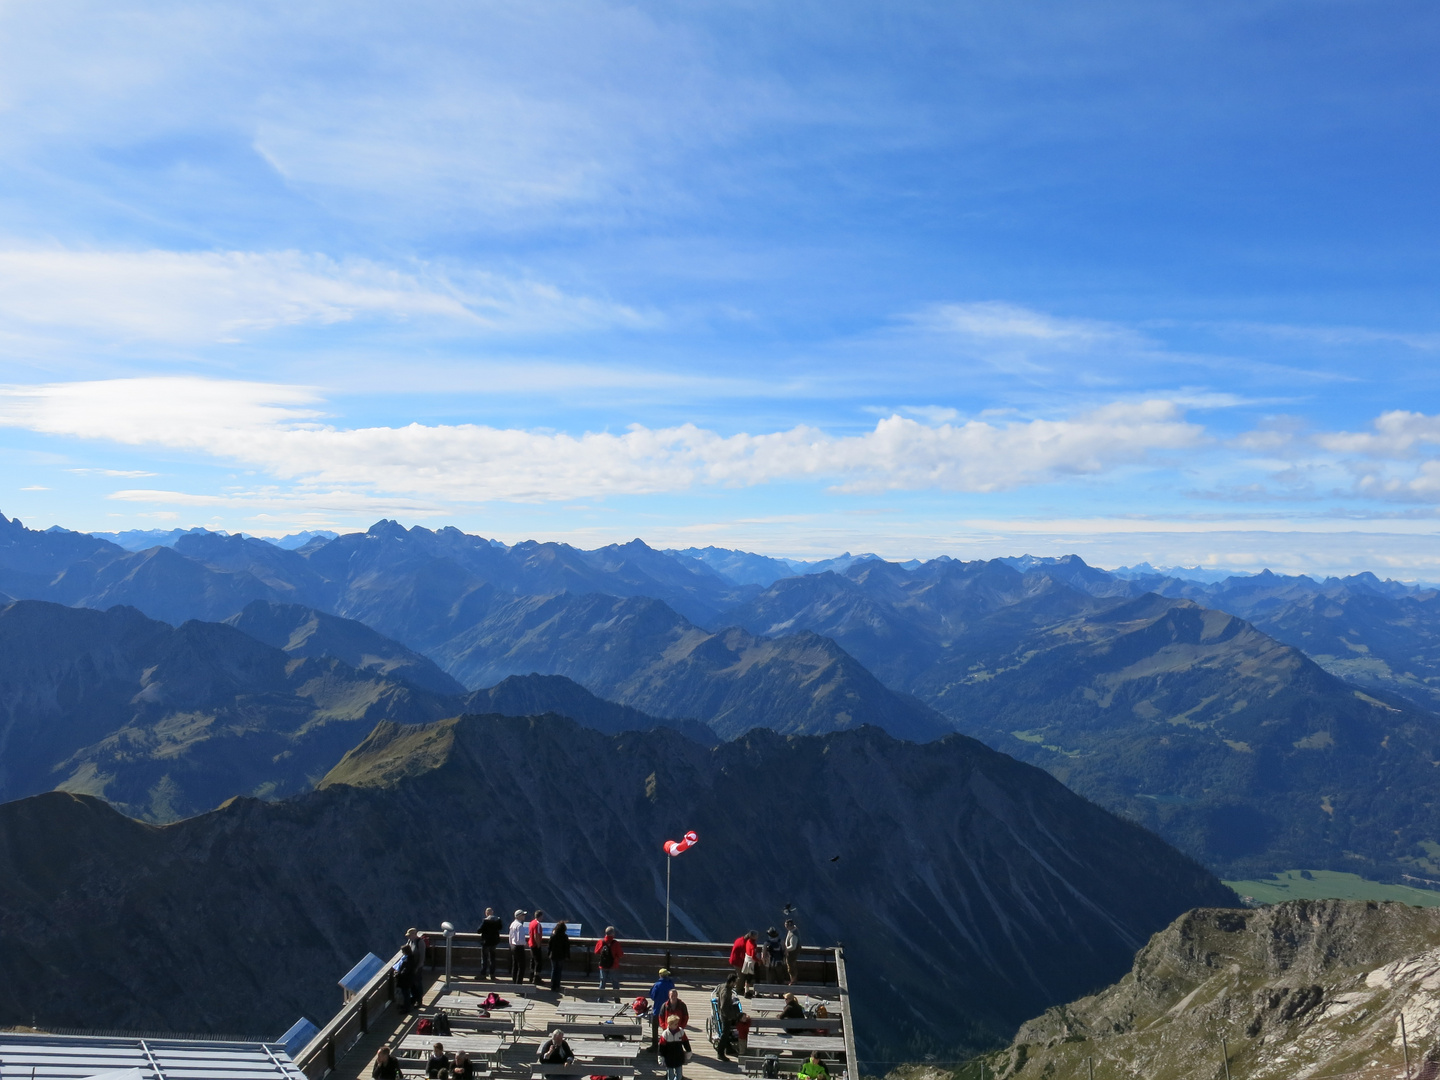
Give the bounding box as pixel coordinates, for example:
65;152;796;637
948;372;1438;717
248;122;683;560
0;715;1235;1063
4;509;1440;879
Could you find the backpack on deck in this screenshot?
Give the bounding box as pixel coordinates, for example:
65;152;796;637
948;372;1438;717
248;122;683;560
763;1056;781;1079
416;1017;434;1035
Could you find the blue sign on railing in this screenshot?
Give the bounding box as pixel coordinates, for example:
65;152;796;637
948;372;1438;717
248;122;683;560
339;952;387;996
276;1017;320;1058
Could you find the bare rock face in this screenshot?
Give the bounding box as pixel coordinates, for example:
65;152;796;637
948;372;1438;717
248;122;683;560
983;899;1440;1080
0;715;1233;1066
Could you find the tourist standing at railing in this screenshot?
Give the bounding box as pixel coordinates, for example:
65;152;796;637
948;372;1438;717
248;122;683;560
476;908;502;980
784;919;801;985
764;927;784;984
528;910;546;986
658;1013;693;1080
509;910;528;984
548;920;571;992
396;944;420;1010
731;930;758;995
595;926;624;994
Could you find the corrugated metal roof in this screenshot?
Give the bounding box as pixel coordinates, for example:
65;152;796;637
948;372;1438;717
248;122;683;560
0;1033;305;1079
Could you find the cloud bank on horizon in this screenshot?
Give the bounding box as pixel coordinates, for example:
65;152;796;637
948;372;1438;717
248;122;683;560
0;1;1437;577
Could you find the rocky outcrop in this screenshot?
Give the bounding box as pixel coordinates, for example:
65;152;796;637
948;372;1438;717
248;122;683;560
981;899;1440;1080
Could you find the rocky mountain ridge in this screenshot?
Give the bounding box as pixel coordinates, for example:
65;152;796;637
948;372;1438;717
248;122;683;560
975;898;1440;1080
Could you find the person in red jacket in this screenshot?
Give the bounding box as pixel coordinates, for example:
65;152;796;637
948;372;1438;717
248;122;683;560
730;931;758;995
595;926;624;995
527;910;545;987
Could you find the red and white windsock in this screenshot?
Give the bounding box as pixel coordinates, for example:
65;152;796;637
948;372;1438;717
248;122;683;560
663;830;699;857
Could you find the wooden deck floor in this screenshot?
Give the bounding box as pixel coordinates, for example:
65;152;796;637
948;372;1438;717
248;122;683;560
331;974;810;1080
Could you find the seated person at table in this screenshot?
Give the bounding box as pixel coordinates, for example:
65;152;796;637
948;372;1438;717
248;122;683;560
538;1029;576;1066
658;988;690;1029
425;1042;452;1078
372;1045;405;1079
779;994;805;1020
451;1050;476;1080
798;1052;829;1080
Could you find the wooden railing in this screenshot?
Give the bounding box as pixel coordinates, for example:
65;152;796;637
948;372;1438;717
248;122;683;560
294;946;403;1079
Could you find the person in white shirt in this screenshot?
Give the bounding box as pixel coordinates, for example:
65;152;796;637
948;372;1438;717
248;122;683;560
509;909;528;984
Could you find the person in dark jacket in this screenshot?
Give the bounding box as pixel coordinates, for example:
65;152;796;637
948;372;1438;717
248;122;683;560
779;993;805;1020
372;1045;404;1079
451;1050;476;1080
396;944;420;1009
658;1013;692;1080
424;1042;451;1078
548;920;571;992
538;1029;576;1065
714;973;741;1062
476;908;503;980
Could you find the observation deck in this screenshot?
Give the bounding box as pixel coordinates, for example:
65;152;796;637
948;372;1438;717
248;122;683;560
296;934;858;1080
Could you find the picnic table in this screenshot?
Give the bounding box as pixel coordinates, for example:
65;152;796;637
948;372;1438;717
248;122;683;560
438;992;536;1030
746;1034;845;1056
530;1038;643;1063
554;1000;632;1022
397;1032;505;1062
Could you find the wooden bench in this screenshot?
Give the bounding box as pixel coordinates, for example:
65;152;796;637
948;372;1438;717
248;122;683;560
530;1066;635;1079
542;1022;640;1040
750;984;842;998
747;1018;843;1033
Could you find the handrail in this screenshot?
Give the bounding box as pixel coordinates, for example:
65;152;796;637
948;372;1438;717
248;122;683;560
294;946;403;1079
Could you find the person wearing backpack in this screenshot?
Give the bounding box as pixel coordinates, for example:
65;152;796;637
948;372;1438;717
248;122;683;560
528;910;546;986
508;910;528;984
594;926;624;995
476;908;503;980
548;919;571;993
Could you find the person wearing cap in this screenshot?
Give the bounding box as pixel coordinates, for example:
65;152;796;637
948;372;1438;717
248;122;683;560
648;967;676;1048
509;909;528;984
527;909;545;986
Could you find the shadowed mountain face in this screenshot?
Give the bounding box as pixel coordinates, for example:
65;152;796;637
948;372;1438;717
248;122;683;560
0;716;1236;1064
432;591;952;741
0;600;454;821
468;672;719;745
0;599;731;818
224;600;466;696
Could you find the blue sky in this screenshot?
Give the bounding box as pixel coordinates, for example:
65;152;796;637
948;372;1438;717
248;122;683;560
1;1;1439;576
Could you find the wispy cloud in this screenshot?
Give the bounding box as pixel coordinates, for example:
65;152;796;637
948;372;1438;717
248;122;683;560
0;250;651;344
0;377;1205;504
908;301;1146;348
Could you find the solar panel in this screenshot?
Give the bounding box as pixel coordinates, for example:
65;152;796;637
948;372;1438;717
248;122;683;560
0;1034;305;1080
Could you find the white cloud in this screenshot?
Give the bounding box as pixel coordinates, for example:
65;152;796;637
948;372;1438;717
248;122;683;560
909;301;1144;348
0;377;1205;504
0;249;649;343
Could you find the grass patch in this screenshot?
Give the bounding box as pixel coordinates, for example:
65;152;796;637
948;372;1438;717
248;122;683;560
1224;869;1440;907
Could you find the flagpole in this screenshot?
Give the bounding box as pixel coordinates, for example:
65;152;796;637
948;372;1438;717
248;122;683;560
665;855;672;942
